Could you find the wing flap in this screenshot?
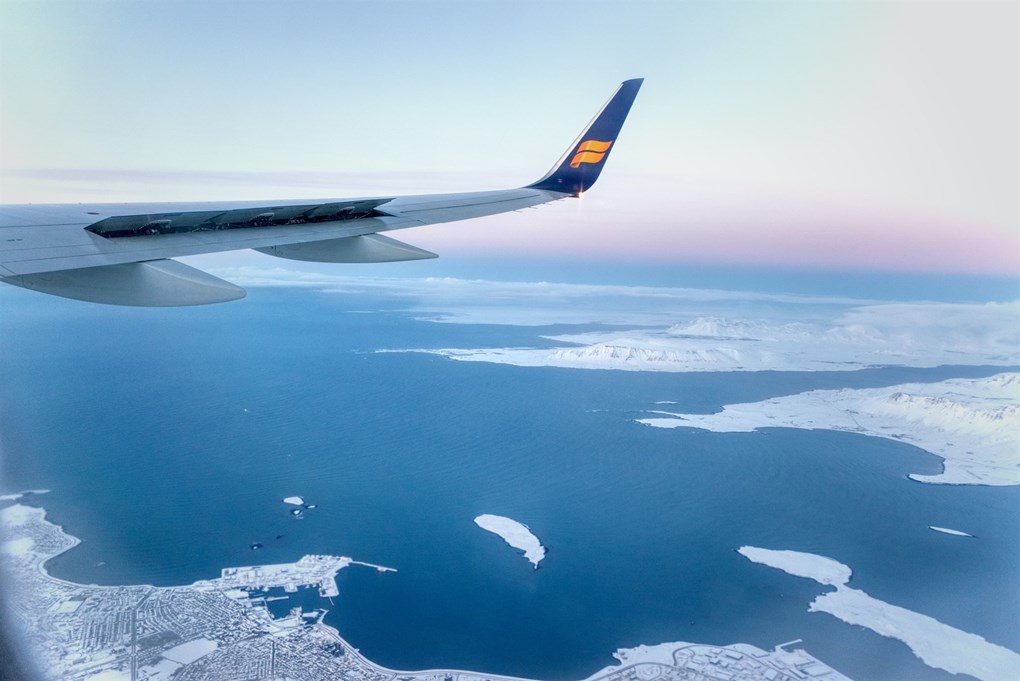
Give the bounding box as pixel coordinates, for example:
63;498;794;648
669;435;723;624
255;234;437;263
4;259;246;306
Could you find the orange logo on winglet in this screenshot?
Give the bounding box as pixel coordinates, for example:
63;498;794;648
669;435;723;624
569;139;613;168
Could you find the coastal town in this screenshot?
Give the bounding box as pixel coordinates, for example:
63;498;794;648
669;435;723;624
1;499;852;681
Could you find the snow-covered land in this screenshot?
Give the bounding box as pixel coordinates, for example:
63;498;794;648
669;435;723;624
739;546;1020;681
474;514;546;568
582;639;852;681
929;526;973;537
401;301;1020;373
217;271;1019;372
639;373;1020;486
0;503;39;527
2;536;34;557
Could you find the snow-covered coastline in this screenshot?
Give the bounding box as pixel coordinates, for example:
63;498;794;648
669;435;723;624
474;514;546;568
390;301;1020;373
639;373;1020;486
583;639;852;680
4;502;857;681
738;546;1020;681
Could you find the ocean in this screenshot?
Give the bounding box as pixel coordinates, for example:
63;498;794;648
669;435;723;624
1;285;1017;681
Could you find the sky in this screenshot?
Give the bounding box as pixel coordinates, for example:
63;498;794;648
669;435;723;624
0;0;1017;277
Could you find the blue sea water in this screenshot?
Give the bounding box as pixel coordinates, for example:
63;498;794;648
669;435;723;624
1;285;1018;681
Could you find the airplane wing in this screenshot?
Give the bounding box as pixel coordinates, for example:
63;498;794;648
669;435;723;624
0;79;643;306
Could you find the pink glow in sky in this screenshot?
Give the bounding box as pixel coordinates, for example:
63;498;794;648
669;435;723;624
409;181;1018;276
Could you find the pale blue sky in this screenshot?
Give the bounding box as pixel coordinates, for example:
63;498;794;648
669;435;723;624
1;0;1016;275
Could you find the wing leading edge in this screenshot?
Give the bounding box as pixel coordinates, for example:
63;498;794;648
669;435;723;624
0;79;643;306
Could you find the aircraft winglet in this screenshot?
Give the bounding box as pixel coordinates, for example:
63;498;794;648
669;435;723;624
528;78;643;196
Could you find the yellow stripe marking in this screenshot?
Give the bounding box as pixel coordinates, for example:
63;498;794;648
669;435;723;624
569;139;613;168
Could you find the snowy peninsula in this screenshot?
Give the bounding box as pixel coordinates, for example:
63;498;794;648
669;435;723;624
639;373;1020;486
474;514;546;568
739;546;1020;681
397;300;1020;373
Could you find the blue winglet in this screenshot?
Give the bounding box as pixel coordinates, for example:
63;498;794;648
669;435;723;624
528;78;643;196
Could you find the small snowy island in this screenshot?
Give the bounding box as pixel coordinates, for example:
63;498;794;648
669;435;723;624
929;526;973;537
474;514;546;568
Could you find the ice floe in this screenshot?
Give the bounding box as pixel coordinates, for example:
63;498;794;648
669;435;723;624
639;373;1020;486
474;514;545;568
739;546;1020;681
282;496;304;506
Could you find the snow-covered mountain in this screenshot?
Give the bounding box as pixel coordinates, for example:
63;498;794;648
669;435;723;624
639;373;1020;486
